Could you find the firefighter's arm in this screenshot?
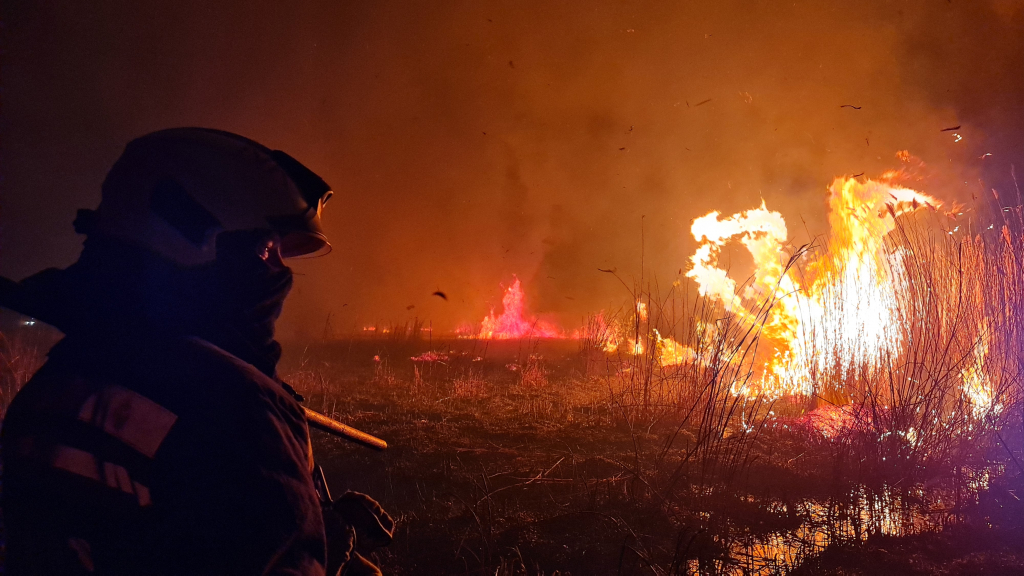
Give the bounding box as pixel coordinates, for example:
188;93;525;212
156;379;328;576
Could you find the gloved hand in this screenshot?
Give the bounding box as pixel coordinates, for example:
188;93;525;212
340;553;383;576
322;507;356;576
332;491;395;553
324;492;395;576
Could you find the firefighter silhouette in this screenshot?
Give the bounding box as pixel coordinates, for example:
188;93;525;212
0;128;391;575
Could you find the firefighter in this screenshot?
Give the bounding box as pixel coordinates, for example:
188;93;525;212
0;128;392;575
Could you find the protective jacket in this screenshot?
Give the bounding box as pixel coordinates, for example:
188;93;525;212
2;333;324;575
1;237;327;575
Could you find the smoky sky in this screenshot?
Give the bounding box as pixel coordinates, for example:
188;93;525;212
2;0;1022;340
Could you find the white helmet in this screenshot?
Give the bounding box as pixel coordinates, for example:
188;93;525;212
78;128;333;265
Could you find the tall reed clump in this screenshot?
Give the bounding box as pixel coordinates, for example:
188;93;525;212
599;208;1024;568
593;255;809;567
602;249;816;480
799;213;1024;497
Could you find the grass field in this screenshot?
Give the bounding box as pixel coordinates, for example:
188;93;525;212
0;321;1021;574
281;335;1024;575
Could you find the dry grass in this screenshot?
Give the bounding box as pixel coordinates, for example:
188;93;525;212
285;211;1024;574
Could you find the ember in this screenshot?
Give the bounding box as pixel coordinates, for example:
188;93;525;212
411;351;449;363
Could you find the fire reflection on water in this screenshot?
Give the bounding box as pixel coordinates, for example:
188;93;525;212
723;471;997;575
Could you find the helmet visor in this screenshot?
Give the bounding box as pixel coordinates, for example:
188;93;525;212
280;231;332;258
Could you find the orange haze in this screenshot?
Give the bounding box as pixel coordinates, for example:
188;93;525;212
1;0;1021;341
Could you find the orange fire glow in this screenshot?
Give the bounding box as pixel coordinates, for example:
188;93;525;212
654;330;695;367
577;312;620;352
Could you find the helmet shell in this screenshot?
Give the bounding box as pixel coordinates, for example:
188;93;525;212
90;128;332;265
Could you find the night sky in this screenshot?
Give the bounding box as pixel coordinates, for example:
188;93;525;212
2;0;1022;340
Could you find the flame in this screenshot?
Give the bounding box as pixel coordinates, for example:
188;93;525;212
654;330;696;367
479;277;561;339
962;330;1001;418
629;338;644;355
687;174;941;398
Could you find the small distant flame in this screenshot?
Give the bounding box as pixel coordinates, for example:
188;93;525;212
479;277;561;339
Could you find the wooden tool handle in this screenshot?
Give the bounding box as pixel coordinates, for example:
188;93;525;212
303;407;388;451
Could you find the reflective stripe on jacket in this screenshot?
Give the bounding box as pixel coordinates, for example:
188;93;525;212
1;334;326;576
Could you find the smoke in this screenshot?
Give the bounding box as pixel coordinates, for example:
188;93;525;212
1;0;1021;340
897;0;1024;198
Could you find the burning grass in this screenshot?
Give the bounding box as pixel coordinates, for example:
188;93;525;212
286;192;1024;574
284;327;1022;574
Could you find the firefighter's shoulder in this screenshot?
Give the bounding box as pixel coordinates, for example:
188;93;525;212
163;336;306;434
